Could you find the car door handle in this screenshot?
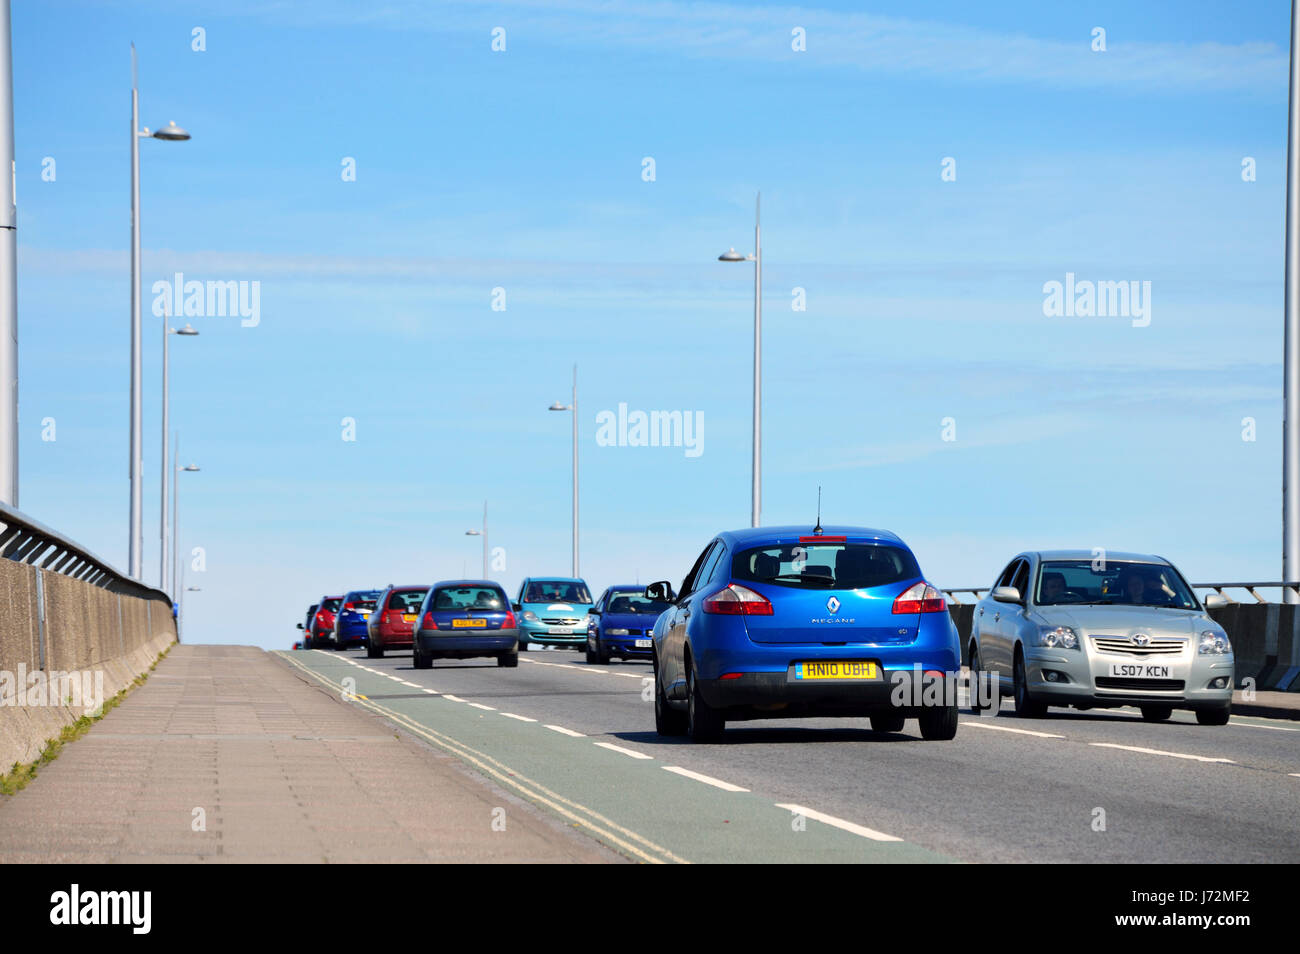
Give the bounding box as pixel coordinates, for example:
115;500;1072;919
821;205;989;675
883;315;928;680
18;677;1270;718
978;608;984;616
993;612;1000;622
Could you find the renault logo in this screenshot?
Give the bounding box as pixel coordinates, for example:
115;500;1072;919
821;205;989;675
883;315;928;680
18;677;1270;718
1131;633;1151;646
826;596;841;615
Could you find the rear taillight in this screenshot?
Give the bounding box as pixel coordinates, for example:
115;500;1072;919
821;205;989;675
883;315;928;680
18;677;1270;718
344;601;356;611
703;583;774;616
892;582;947;614
503;609;516;628
422;611;435;629
315;611;327;623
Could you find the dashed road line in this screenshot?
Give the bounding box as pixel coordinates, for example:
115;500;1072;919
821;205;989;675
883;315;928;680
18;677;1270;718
775;803;902;842
1089;742;1235;764
545;724;585;737
501;712;537;722
662;766;749;792
959;721;1065;739
593;741;653;760
467;702;497;711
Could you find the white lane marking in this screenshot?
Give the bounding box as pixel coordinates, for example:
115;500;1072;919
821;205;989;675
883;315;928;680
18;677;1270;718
959;721;1065;739
397;680;421;687
612;672;645;679
501;712;537;722
467;702;497;711
593;742;653;760
443;694;466;702
662;766;750;792
545;724;586;737
421;688;439;695
1229;720;1300;732
1290;773;1300;778
1089;742;1235;764
774;803;902;843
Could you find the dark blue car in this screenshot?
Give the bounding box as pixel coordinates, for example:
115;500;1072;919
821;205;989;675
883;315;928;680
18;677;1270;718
585;585;672;664
412;580;519;669
334;589;381;650
649;525;962;742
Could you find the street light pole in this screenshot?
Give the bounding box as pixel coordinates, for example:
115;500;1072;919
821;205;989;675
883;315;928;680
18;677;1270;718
719;191;763;527
1286;0;1300;601
0;0;18;508
465;501;488;578
549;366;579;576
161;315;197;595
128;45;189;580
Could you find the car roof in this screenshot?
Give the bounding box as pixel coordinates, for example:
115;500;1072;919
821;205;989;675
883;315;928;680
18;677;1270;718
606;584;646;592
430;579;505;589
343;589;381;597
522;576;588;583
1031;550;1170;565
383;584;429;591
719;525;906;547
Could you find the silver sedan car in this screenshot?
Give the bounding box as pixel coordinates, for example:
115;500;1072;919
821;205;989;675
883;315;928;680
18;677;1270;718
969;551;1233;724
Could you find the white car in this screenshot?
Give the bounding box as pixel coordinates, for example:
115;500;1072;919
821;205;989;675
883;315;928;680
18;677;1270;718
969;551;1233;724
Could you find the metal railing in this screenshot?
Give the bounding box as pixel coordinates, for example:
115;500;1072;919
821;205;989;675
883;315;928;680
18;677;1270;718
942;582;1300;605
0;501;171;602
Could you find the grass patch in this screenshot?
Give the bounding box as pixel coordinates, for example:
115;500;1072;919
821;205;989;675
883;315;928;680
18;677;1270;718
0;643;173;797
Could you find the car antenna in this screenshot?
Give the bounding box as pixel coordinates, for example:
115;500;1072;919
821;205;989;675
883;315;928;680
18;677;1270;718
813;486;823;535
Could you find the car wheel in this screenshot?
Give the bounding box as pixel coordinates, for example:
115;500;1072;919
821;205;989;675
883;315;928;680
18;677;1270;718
594;639;610;665
585;637;599;665
1013;650;1047;718
870;714;905;733
968;645;991;714
919;703;959;740
517;640;529;652
497;652;518;668
1196;705;1230;726
366;640;383;659
686;660;725;742
654;655;687;737
1140;705;1172;722
412;647;431;670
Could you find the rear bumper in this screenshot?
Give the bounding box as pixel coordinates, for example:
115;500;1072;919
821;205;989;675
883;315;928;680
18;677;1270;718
371;624;414;648
700;665;957;717
415;629;518;658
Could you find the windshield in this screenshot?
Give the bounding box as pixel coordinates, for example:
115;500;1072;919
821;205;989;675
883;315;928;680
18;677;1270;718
433;586;507;611
732;542;921;589
1035;560;1198;609
524;581;592;604
606;593;673;615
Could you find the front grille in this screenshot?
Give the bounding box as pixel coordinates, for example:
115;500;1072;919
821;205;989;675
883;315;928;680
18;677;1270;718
542;617;581;625
1095;677;1185;691
1092;636;1185;656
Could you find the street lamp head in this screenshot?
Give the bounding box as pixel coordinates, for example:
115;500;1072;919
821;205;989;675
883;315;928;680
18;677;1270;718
180;464;199;472
718;247;749;262
186;586;200;592
548;402;570;411
152;120;191;141
175;324;199;336
465;530;482;536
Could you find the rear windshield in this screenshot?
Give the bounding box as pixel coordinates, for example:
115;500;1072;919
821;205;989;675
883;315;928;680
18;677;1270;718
732;542;920;590
433;586;507;611
524;581;592;604
321;599;341;612
345;593;378;609
607;593;673;615
387;589;427;611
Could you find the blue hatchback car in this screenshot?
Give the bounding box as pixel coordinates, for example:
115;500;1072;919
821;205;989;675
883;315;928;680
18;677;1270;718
585;585;673;664
334;589;381;650
413;580;519;669
649;526;962;742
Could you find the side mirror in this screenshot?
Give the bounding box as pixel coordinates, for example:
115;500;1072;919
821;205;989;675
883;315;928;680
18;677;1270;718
511;603;521;612
992;586;1021;604
296;622;304;630
645;581;675;602
1204;593;1228;610
587;607;599;615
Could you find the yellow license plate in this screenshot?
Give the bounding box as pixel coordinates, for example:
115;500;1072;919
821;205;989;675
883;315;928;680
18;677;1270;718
403;614;416;623
452;618;487;628
796;661;879;680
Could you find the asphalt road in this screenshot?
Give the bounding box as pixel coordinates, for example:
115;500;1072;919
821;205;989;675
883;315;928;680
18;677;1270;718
276;645;1300;864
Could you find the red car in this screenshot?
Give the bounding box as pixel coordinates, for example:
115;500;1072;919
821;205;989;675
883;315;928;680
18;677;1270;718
367;585;429;658
308;596;343;648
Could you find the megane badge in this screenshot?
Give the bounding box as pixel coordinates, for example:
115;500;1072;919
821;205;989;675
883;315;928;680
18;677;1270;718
827;596;841;615
1131;634;1150;646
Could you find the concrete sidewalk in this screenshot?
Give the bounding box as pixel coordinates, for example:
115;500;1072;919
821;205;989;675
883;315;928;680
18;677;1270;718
1231;689;1300;721
0;645;620;862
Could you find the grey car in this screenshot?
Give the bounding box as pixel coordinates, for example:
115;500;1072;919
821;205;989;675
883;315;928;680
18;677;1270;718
969;550;1233;724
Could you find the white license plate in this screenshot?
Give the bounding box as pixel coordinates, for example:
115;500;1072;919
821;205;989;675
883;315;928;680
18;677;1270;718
1108;662;1170;679
634;639;652;648
550;627;574;635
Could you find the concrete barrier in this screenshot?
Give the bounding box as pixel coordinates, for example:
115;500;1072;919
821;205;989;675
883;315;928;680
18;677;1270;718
947;601;1299;691
0;560;175;772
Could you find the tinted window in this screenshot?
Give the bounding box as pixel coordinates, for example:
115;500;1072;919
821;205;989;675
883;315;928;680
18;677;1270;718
433;586;507;610
680;542;718;596
995;561;1018;589
1035;560;1197;609
523;581;592;604
321;598;341;612
607;593;674;615
699;544;728;587
387;589;427;611
1011;561;1029;597
732;542;920;590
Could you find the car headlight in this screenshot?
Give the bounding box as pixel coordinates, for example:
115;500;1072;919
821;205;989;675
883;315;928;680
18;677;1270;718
1199;630;1231;655
1037;625;1079;649
523;611;539;621
606;628;629;635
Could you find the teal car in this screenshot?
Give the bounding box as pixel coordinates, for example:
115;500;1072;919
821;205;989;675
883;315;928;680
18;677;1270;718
512;577;594;650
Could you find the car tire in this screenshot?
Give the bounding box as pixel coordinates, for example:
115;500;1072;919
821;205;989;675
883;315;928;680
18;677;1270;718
366;640;383;659
1140;705;1173;722
654;656;687;737
870;714;905;733
686;660;725;742
517;640;529;652
594;640;610;665
585;638;599;665
412;647;431;670
1013;649;1047;718
919;703;959;740
968;645;991;714
1196;705;1230;726
497;652;518;668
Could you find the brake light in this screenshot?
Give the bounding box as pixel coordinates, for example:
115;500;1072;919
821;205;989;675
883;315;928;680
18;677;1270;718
892;582;947;614
422;611;435;629
703;583;774;616
315;611;327;623
344;601;356;611
503;609;516;628
799;535;846;543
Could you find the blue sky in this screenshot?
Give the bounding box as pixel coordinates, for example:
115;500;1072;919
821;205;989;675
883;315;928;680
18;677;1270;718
12;0;1293;647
